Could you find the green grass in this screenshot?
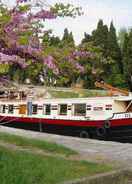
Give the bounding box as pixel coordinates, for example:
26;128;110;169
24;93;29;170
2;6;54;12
78;90;109;98
49;90;79;98
49;89;108;98
0;146;113;184
0;132;76;156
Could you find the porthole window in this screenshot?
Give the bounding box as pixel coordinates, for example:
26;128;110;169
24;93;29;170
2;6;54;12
59;104;67;115
74;104;86;116
8;105;14;114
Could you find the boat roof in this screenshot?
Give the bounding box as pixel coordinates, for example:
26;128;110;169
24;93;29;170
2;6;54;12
114;95;132;101
0;95;131;104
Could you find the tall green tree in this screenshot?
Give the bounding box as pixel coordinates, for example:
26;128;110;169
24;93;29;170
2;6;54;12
92;19;108;54
122;31;132;91
81;32;92;44
118;28;128;50
42;31;61;48
50;36;61;47
62;28;69;41
107;21;122;73
61;28;75;47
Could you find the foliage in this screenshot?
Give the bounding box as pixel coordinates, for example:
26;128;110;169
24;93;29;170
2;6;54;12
77;42;113;88
61;28;75;47
0;1;131;90
92;19;108;54
81;32;92;44
107;22;122;73
80;20;126;89
122;30;132;91
0;0;84;83
118;28;128;50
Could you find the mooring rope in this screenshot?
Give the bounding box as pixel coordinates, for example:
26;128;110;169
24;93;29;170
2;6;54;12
0;116;7;122
0;117;19;125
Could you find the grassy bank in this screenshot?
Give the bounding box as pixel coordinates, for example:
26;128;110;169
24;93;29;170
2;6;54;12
0;132;113;184
0;146;112;184
0;132;76;156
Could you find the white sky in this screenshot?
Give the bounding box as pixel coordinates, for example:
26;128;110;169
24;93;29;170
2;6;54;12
45;0;132;44
2;0;132;44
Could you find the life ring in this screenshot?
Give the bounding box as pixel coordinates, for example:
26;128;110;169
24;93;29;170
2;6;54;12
96;127;106;137
104;120;111;129
79;130;90;138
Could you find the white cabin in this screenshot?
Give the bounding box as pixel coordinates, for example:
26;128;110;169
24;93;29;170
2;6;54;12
0;95;132;121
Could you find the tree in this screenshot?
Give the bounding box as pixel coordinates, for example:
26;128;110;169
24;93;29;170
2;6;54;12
92;19;108;54
76;41;115;88
42;31;61;48
81;32;92;44
43;44;94;87
50;36;61;47
118;28;128;50
0;0;83;84
107;21;122;73
62;28;69;41
122;31;132;91
61;28;75;47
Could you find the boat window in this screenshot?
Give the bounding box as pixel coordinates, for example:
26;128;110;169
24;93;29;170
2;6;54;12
59;104;67;115
74;104;86;116
32;104;38;114
105;105;112;110
3;105;6;113
93;107;103;111
44;104;51;115
87;105;92;111
0;105;6;113
8;105;14;114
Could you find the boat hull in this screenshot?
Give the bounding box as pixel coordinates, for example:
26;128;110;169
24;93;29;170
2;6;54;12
1;115;132;139
0;116;104;127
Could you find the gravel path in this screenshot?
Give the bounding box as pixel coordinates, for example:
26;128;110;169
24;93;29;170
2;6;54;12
0;126;132;168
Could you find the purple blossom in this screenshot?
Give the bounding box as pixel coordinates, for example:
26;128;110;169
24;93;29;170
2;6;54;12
72;50;94;59
0;52;28;69
1;1;63;76
4;11;27;39
16;0;28;4
0;76;10;85
66;56;74;64
75;63;84;73
65;50;94;73
34;10;57;20
43;56;59;75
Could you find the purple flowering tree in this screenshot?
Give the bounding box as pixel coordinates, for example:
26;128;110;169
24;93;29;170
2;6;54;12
0;0;93;85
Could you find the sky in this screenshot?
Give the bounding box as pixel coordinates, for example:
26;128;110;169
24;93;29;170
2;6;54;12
3;0;132;44
45;0;132;44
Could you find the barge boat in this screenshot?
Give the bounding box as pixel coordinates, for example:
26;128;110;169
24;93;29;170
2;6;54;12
0;93;132;138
